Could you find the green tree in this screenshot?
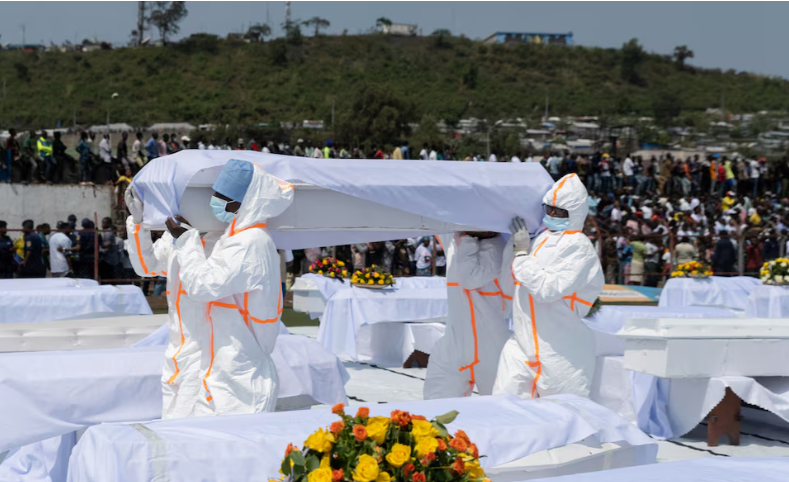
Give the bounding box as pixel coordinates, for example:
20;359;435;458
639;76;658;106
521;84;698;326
375;17;392;31
281;18;303;45
432;29;452;48
336;85;415;147
303;17;330;36
652;89;684;126
411;114;445;150
246;23;272;42
147;1;188;45
620;38;645;85
673;45;694;70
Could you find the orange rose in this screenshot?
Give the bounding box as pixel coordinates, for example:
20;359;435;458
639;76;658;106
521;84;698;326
454;430;471;445
353;424;368;442
332;469;344;482
332;403;345;415
356;407;370;419
449;437;468;453
436;439;447;451
403;463;415;477
452;457;465;475
330;421;345;436
391;410;411;427
467;443;479;459
411;415;427;421
412;473;426;482
285;443;298;457
424;452;436;463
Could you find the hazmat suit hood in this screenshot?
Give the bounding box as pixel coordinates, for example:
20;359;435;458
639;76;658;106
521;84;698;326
541;174;588;232
230;164;294;232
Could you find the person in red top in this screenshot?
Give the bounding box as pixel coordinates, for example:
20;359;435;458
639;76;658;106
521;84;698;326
373;147;384;159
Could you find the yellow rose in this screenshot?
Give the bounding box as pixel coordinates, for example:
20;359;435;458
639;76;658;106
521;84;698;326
366;273;371;279
366;417;390;444
376;472;391;482
318;270;323;275
305;428;335;453
353;454;380;482
330;272;336;278
321;455;331;469
368;280;374;285
414;436;438;458
338;261;345;267
411;420;439;440
342;270;348;276
462;457;485;479
385;443;411;468
378;280;384;285
309;468;333;482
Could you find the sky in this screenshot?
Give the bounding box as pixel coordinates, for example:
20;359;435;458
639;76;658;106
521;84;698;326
1;2;787;78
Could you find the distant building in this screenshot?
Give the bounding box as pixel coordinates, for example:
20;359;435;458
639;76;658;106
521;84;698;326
382;23;417;36
483;32;573;46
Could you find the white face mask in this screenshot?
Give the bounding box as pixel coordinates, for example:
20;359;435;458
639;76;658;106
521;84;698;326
210;196;236;223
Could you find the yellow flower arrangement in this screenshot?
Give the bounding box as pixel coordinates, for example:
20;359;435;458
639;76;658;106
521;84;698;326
671;260;713;279
278;405;485;482
310;258;350;280
761;258;789;285
351;266;395;288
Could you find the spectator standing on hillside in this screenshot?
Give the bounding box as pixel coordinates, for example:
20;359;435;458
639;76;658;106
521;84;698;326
99;134;113;184
131;132;146;170
0;221;15;278
312;141;324;159
65;218;97;279
49;221;73;277
52;131;70;183
292;139;305;157
419;144;429;160
145;133;159;162
622;154;634;187
2;129;20;182
37;130;54;183
18;219;45;278
158;134;169;158
750;156;761;200
23;130;39;183
76;131;93;185
117;132;130;172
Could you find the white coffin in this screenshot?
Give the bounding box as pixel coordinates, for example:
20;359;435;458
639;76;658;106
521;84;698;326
290;276;327;315
619;317;789;378
0;315;166;352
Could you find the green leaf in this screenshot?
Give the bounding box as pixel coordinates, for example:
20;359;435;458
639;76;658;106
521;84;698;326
432;422;448;438
281;458;292;476
293;463;305;478
290;450;306;466
306;455;320;472
434;411;458;425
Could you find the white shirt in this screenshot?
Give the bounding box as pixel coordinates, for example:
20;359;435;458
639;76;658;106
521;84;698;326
641;206;653;219
750;160;760;179
488;154;498;163
262;147;271;154
611;207;622;222
48;232;71;274
429;150;438;161
525;156;534;163
623;157;634;177
207;144;216;150
99;138;112;163
312;148;323;159
415;244;432;269
419;149;429;160
198;142;206;150
510;156;522;163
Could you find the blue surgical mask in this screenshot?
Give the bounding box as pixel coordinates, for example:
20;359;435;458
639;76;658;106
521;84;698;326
210;196;236;223
543;215;570;232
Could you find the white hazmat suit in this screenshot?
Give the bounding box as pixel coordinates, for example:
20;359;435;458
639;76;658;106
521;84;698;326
126;162;293;417
424;233;513;399
493;173;604;399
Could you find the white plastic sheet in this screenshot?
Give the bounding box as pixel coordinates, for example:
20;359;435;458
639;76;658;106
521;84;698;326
0;335;349;453
526;457;789;482
584;306;735;357
130;151;554;248
746;285;789;318
314;276;448;363
0;284;151;322
67;394;656;482
0;279;98;290
658;276;760;311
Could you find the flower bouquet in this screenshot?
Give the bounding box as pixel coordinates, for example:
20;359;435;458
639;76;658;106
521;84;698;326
761;258;789;285
671;260;713;279
274;404;488;482
310;258;350;281
352;265;395;289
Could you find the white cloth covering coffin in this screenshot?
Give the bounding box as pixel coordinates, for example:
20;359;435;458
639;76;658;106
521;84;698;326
66;394;656;482
746;284;789;318
129;151;554;248
658;276;761;311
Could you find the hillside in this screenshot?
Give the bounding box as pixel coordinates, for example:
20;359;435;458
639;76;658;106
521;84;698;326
2;34;789;135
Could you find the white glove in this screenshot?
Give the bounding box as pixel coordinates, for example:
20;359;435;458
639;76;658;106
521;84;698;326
510;216;530;255
125;185;143;225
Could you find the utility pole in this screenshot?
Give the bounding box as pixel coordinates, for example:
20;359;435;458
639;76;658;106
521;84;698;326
137;1;146;46
266;1;270;27
21;24;25;46
285;1;291;37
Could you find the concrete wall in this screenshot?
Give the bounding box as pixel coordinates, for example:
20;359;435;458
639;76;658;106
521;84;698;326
0;183;115;234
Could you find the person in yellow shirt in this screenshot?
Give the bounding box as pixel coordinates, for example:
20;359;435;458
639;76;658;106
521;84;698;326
749;208;762;226
722;191;736;211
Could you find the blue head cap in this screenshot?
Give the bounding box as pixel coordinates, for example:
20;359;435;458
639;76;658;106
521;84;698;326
212;159;254;202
